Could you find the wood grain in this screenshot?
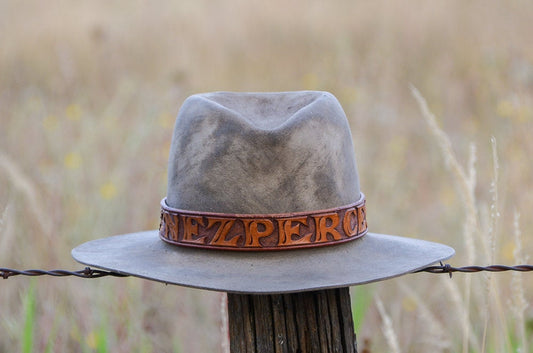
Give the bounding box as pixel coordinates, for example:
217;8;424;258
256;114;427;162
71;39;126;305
227;288;357;353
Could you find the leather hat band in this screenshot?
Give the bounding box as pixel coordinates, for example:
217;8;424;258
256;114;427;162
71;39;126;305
159;194;367;251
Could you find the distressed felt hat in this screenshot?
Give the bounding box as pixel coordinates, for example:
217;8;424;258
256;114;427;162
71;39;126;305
72;91;454;294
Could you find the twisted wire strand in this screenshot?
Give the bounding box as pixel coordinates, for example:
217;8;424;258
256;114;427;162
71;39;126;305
0;267;128;279
1;264;533;280
415;263;533;277
418;264;533;273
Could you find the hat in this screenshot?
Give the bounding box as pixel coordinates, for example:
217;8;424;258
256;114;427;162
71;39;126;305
72;91;454;294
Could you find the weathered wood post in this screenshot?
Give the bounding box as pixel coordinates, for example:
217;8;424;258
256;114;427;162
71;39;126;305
228;289;357;353
72;91;454;353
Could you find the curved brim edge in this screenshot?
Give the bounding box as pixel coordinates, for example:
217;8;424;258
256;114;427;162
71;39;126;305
72;231;455;294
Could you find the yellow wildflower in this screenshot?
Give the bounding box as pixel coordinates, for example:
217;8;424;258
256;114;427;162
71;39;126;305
497;100;532;122
502;241;516;261
42;115;58;131
496;100;514;118
100;182;117;200
66;104;82;121
64;152;82;169
85;331;97;349
401;296;417;312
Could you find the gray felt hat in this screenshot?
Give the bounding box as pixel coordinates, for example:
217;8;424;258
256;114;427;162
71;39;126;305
72;91;454;294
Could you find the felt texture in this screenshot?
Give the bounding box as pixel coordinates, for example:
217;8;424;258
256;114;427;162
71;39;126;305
167;91;360;213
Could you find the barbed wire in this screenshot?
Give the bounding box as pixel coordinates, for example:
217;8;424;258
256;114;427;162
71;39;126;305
415;263;533;278
0;267;128;279
1;263;533;280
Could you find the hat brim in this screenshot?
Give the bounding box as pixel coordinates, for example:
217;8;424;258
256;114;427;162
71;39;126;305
72;231;454;294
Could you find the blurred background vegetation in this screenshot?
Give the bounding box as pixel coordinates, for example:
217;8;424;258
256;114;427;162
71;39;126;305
1;0;532;352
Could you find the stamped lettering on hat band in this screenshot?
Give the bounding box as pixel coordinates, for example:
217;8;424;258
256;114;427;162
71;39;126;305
159;194;367;251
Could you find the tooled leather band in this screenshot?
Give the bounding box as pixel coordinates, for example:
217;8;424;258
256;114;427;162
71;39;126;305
159;193;367;251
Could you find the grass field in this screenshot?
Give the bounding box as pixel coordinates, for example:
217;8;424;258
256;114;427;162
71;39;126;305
1;1;532;352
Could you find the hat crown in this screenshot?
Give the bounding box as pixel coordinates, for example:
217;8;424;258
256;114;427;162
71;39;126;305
167;91;360;214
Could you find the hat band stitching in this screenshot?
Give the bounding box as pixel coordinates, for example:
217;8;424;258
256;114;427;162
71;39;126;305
159;194;367;251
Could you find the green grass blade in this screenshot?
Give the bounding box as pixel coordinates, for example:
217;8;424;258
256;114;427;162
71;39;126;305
351;286;373;333
22;281;36;353
96;327;108;353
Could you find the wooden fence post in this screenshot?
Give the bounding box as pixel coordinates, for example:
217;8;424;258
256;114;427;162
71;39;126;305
227;287;357;353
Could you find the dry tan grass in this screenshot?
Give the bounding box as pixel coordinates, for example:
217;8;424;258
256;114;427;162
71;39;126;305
375;297;401;353
411;88;531;353
1;1;532;352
